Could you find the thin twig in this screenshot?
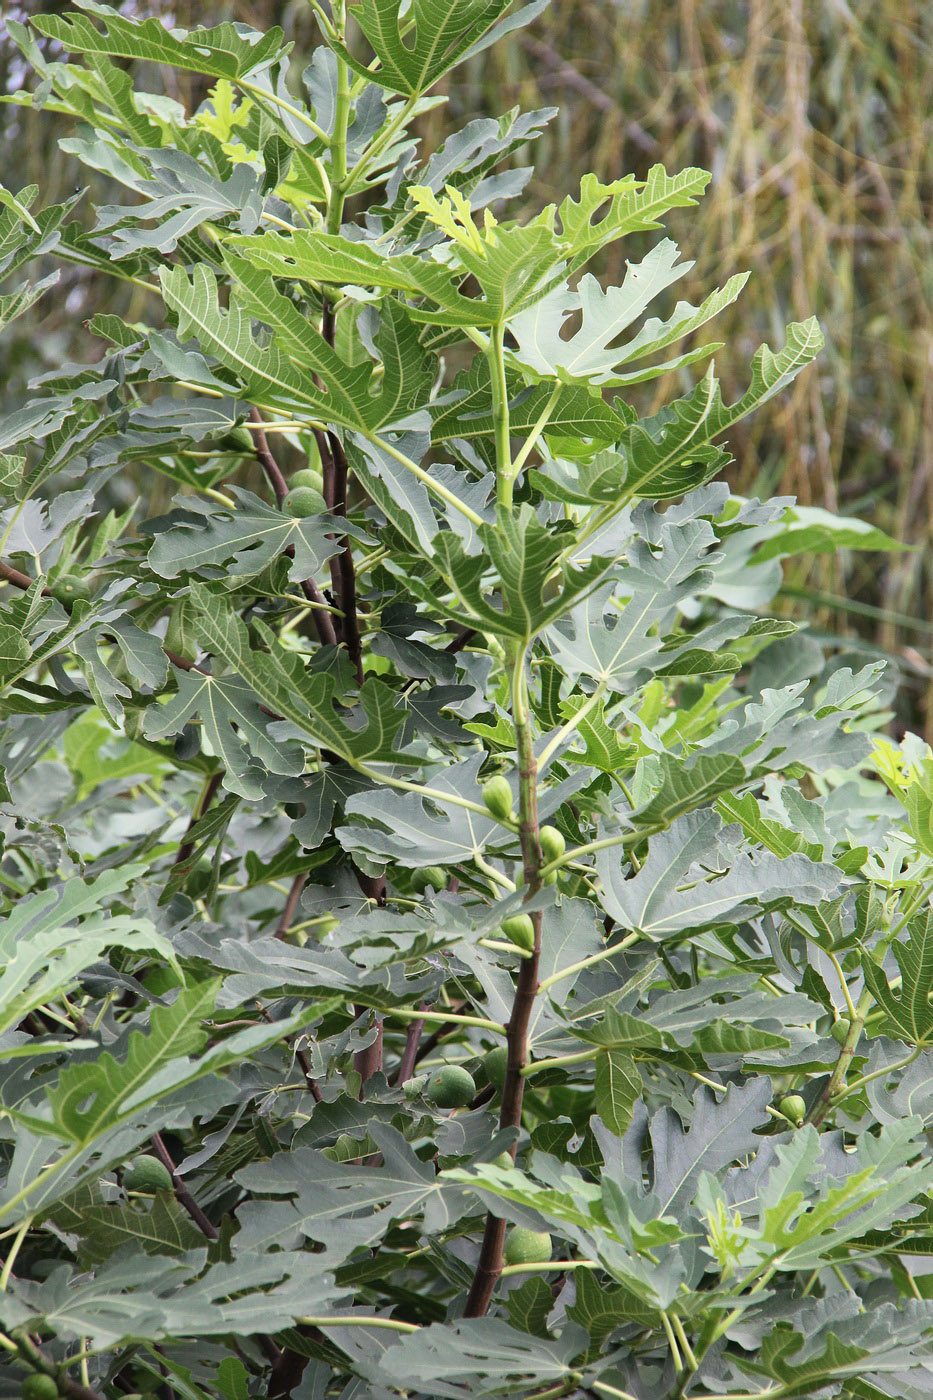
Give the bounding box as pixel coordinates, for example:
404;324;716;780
248;405;290;504
464;658;544;1317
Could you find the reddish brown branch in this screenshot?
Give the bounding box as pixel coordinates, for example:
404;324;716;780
149;1131;220;1241
464;689;544;1318
269;872;323;1101
392;1005;428;1085
248;405;290;505
275;871;309;938
0;559;44;592
149;1138;284;1372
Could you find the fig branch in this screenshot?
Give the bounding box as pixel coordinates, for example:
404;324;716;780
465;643;544;1317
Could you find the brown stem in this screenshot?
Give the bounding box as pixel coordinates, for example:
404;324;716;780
392;1006;428;1085
149;1132;220;1241
275;872;308;938
145;1141;287;1377
248;405;290;505
465;660;543;1317
353;1011;384;1092
445;627;477;654
300;575;339;648
412;1014;465;1067
0;560;44;592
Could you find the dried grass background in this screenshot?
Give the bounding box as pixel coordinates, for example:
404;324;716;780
2;1;931;728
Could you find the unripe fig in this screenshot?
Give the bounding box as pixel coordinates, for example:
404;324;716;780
283;486;324;517
424;1065;476;1109
538;825;566;863
21;1375;59;1400
830;1017;851;1045
289;467;324;491
504;1227;552;1266
123;1154;174;1194
490;1151;514;1169
410;866;448;894
482;1046;508;1091
50;573;90;604
500;913;535;952
778;1094;806;1127
482;775;514;821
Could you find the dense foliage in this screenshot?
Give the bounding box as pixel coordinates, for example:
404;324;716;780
1;4;932;1399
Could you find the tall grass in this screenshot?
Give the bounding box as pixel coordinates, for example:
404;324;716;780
2;0;931;726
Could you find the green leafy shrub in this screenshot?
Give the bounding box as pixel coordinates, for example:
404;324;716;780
0;3;930;1399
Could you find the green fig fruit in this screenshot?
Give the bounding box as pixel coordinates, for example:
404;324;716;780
482;1046;508;1091
503;1227;552;1266
500;913;535;952
778;1094;807;1126
482;775;514;821
410;866;448;894
424;1065;476;1109
21;1375;60;1400
283;486;324;517
830;1017;851;1045
289;467;324;491
122;1154;174;1194
50;574;90;604
539;824;566;862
